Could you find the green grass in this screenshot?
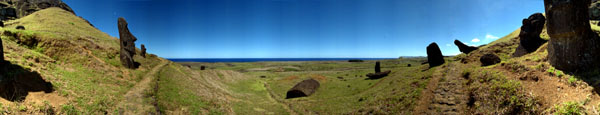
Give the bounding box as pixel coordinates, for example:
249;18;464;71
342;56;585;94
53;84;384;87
157;64;222;114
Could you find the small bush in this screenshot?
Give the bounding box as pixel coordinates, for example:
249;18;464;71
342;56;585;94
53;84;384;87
554;101;583;115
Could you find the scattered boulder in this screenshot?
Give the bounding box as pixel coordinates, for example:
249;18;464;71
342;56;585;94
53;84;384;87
286;79;320;99
454;40;478;54
480;54;501;66
200;66;205;70
375;61;381;73
260;76;266;78
544;0;600;72
366;70;391;79
0;21;4;27
513;13;547;57
15;25;24;30
426;42;445;67
140;44;146;58
348;59;364;62
407;64;411;67
118;17;137;69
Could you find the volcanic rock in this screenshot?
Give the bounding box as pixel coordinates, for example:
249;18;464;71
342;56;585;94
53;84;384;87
286;79;320;99
480;54;501;66
0;0;74;20
375;61;381;73
454;40;478;54
118;17;137;69
140;44;146;58
426;42;444;67
366;70;391;79
544;0;600;72
15;25;24;30
513;13;547;57
407;64;411;67
200;66;205;70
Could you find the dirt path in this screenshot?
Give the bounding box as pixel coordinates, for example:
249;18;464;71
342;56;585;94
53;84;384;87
117;60;169;114
414;62;468;114
263;82;298;115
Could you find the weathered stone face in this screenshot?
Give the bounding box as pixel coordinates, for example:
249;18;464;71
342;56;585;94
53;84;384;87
375;61;381;73
118;17;137;69
0;0;74;20
286;79;320;99
544;0;600;72
454;40;478;54
480;54;501;66
140;44;146;58
426;42;444;67
513;13;547;57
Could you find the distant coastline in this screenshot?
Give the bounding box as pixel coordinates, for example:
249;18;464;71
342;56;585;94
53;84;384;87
167;58;403;62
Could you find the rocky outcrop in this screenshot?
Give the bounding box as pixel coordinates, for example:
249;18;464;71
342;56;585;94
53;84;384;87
118;17;137;69
0;0;74;20
513;13;547;57
375;61;381;73
544;0;600;72
140;44;146;58
200;66;205;70
454;40;478;54
480;54;500;66
427;42;445;67
286;79;320;99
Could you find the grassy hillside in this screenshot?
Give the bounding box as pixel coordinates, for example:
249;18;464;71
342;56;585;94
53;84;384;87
0;8;167;114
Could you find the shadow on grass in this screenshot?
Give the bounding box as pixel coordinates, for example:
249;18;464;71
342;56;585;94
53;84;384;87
0;61;53;102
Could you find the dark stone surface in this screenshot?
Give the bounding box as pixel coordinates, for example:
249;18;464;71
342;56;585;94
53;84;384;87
513;13;547;57
140;44;146;58
407;64;411;67
454;40;478;54
0;21;4;27
427;42;445;67
0;37;3;63
348;59;364;62
118;17;137;69
200;66;205;70
15;25;24;30
480;54;501;66
0;0;74;20
545;0;600;72
366;70;391;79
286;79;320;99
375;61;381;73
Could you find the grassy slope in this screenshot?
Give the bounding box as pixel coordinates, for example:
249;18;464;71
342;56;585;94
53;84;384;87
0;7;167;114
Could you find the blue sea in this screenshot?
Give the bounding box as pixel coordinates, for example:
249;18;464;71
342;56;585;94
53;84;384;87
167;58;397;62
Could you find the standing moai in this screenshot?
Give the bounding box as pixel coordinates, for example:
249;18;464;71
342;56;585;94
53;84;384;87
375;61;381;73
544;0;600;72
141;44;146;58
118;17;137;69
426;42;445;67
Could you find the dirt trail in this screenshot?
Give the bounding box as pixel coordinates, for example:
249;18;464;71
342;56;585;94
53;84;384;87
414;62;468;114
117;60;169;114
263;83;298;115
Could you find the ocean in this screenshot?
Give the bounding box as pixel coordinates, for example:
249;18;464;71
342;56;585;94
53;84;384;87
167;58;397;62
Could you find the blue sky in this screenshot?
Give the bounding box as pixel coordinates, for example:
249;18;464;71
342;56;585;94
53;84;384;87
62;0;544;58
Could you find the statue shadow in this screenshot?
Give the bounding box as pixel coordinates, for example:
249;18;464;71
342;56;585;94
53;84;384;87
0;61;54;102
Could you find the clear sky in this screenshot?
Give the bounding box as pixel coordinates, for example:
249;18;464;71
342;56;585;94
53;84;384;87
62;0;545;58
